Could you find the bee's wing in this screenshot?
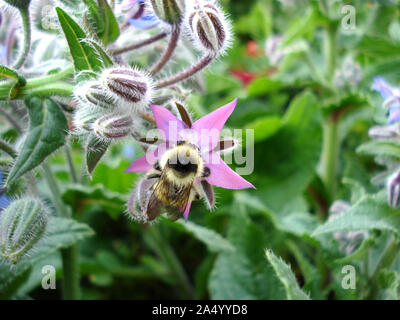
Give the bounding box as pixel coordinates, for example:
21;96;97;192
145;178;165;221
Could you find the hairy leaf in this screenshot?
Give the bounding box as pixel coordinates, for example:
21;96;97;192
209;218;286;299
265;249;310;300
56;7;103;76
0;217;94;293
312;191;400;236
6;97;68;185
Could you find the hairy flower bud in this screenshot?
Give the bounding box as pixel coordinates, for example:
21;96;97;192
74;81;116;110
0;198;47;264
72;107;103;134
388;170;400;208
186;2;231;55
100;67;153;108
93;113;135;140
149;0;185;24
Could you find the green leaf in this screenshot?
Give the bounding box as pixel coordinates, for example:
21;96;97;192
312;191;400;236
358;36;400;60
265;249;310;300
0;217;94;293
6;97;68;185
84;39;114;67
253;91;322;211
62;184;126;219
169;219;235;253
246;116;282;143
0;65;26;86
247;77;283;97
282;7;320;46
209;218;286;299
97;0;120;45
84;0;105;35
357;140;400;161
56;7;103;76
85;135;110;176
377;269;399;300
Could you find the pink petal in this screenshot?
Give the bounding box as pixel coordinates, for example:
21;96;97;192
205;154;255;190
124;155;153;172
192;98;238;151
183;201;192;221
150;105;188;142
124;144;167;173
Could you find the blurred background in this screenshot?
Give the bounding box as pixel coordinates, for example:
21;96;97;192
2;0;400;300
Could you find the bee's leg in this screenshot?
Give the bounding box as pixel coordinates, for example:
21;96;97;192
202;166;211;178
147;173;161;179
154;161;161;171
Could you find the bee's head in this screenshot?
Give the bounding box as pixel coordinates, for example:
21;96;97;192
161;142;204;183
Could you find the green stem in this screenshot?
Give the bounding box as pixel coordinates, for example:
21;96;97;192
324;23;337;80
41;162;81;300
0;139;17;158
65;144;78;183
147;226;195;298
0;65;74;100
368;238;400;299
321;114;340;202
61;245;81;300
12;7;31;69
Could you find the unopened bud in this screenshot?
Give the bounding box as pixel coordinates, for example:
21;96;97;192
101;67;153;107
72;108;102;133
0;198;47;264
74;81;116;110
187;2;231;55
93;113;134;140
149;0;185;24
388;170;400;208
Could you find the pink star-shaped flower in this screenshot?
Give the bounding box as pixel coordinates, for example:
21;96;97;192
125;98;255;219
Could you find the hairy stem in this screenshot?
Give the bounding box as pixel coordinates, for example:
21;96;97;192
155;54;215;89
147;226;195;298
150;28;180;75
0;65;74;100
42;162;80;300
321;113;340;202
0;139;17;158
368;238;400;299
324;23;337;80
12;7;31;70
60;245;81;300
111;32;167;55
65;144;78;183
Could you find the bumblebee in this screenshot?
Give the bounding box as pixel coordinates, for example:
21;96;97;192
143;140;211;221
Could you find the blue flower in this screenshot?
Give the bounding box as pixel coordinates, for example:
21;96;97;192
0;171;11;211
373;77;400;123
121;0;160;30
